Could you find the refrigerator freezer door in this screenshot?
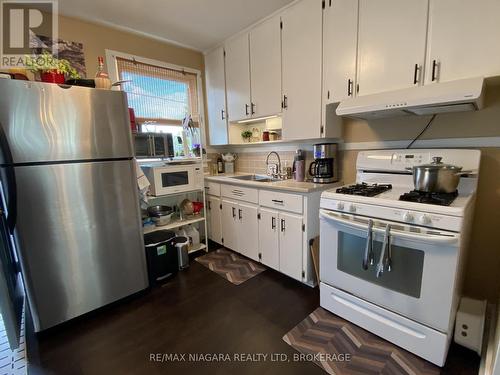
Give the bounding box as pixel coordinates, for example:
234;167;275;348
13;160;148;331
0;80;133;164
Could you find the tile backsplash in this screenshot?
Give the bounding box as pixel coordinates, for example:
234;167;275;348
207;150;316;177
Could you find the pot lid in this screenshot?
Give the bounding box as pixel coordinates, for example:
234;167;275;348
416;157;463;171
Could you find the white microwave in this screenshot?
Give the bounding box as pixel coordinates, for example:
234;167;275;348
141;163;204;196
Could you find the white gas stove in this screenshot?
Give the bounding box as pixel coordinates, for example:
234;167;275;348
319;149;481;367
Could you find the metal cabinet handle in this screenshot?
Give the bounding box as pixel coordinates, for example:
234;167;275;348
251;102;256;115
362;219;373;270
271;217;276;229
413;64;419;84
232;207;236;218
432;60;438;82
245;104;249;116
221;109;225;120
272;199;284;204
208;201;211;210
347;79;353;96
282;95;288;109
238;209;242;220
376;224;392;278
280;219;285;232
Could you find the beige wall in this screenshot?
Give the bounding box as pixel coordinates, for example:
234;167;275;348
56;15;204;77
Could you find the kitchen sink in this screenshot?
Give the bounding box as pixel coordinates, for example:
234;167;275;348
229;174;278;183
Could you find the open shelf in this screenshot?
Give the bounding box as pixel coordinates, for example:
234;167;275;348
143;215;205;234
189;243;207;253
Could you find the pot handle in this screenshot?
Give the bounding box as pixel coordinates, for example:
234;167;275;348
456;170;474;176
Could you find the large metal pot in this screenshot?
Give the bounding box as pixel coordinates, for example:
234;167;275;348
407;157;470;193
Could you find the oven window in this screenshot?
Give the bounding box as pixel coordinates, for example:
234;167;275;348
337;232;424;298
161;171;189;187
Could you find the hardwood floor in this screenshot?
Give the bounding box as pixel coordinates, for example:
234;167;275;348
27;248;480;375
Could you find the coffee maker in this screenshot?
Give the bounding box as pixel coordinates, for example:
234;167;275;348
309;143;339;183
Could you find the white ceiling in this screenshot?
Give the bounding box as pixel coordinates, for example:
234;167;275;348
58;0;294;52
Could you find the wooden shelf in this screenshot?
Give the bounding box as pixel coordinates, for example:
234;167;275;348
143;215;205;234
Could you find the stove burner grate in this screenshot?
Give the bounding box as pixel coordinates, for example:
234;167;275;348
336;183;393;197
399;190;458;206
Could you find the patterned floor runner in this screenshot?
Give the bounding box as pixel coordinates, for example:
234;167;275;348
195;248;266;285
283;307;441;375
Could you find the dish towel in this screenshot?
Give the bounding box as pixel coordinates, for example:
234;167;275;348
135;159;150;208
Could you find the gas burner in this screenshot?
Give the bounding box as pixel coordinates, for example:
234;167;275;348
399;190;458;206
336;183;393;197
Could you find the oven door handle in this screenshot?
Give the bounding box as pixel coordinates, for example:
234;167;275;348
319;209;459;245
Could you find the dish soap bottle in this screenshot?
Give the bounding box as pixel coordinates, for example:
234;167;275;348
94;56;111;89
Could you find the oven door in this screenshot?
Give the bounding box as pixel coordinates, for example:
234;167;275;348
153;166;194;195
319;209;461;332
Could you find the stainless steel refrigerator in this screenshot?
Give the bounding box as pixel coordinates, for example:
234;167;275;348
0;79;148;339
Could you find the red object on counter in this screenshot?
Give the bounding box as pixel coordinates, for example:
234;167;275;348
262;131;270;141
40;70;66;84
129;108;137;133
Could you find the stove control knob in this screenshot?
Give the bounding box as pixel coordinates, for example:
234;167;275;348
348;204;357;213
336;201;345;211
403;211;414;222
419;214;431;225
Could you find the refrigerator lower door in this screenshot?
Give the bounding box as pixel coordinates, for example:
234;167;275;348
13;159;148;331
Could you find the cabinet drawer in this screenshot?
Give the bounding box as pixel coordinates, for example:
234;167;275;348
221;184;258;204
205;181;221;196
259;190;303;214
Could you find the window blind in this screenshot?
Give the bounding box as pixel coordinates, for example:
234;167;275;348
116;57;199;125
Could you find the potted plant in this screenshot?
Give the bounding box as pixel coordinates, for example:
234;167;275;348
241;130;252;143
25;52;80;84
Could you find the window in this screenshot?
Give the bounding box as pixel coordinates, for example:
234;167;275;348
115;56;201;157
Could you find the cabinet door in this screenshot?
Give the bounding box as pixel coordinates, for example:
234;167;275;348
357;0;428;96
425;0;500;83
278;212;303;281
258;208;279;270
207;196;222;244
237;202;259;262
250;15;282;118
225;33;251;122
221;199;239;251
204;47;228;145
281;0;323;140
323;0;359;104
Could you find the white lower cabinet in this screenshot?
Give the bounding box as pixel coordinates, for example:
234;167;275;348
208;181;318;286
206;195;222;244
259;208;304;281
221;198;259;262
258;208;280;270
278;212;303;281
221;198;239;251
238;202;259;261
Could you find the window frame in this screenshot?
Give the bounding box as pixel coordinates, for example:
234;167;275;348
105;49;205;135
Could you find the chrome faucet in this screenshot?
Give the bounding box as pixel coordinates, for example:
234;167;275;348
266;151;282;179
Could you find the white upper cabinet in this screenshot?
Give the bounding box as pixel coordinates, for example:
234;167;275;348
281;0;323;140
225;33;251;122
357;0;429;96
250;15;282;118
425;0;500;84
323;0;359;104
204;46;228;145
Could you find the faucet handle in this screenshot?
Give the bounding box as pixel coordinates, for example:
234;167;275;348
267;164;278;177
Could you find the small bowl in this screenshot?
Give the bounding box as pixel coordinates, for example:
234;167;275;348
152;212;174;227
147;205;173;218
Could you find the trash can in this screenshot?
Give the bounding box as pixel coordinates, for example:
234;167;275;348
144;230;178;286
173;236;190;270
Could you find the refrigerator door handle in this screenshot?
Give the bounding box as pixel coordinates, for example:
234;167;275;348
0;122;17;233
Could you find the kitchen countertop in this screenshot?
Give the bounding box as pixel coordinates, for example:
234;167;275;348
204;173;342;193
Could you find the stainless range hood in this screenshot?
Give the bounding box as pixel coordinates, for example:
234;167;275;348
336;77;485;120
